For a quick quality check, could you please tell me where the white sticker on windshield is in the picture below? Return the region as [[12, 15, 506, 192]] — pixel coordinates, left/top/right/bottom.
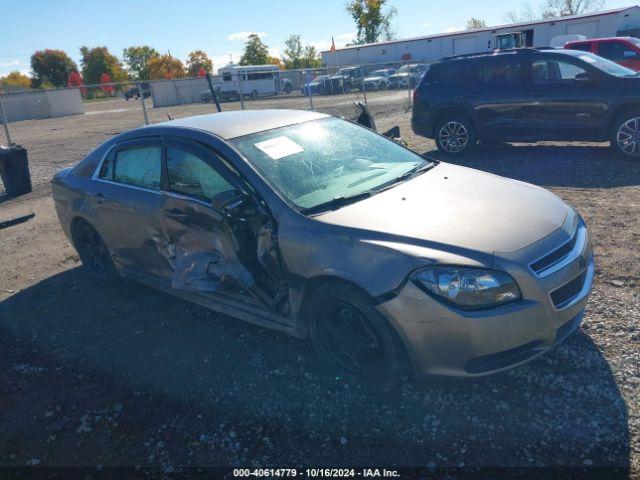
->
[[255, 136, 304, 160]]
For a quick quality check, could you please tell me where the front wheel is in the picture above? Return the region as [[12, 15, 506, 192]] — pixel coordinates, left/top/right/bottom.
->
[[250, 90, 258, 100], [435, 116, 477, 156], [307, 283, 409, 387], [611, 114, 640, 159]]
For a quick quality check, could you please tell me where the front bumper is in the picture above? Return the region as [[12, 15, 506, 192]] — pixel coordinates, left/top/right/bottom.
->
[[377, 229, 594, 377]]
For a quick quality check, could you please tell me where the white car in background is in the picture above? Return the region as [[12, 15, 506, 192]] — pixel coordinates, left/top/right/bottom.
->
[[362, 68, 397, 91], [388, 63, 430, 89]]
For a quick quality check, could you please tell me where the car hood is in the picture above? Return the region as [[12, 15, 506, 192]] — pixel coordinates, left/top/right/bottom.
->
[[314, 163, 569, 254]]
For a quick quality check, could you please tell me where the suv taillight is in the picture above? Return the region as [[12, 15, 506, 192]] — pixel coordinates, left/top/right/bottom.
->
[[413, 88, 420, 104]]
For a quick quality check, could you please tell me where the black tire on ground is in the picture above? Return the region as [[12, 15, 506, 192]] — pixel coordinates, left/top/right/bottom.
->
[[434, 115, 477, 157], [610, 113, 640, 159], [379, 81, 387, 91], [283, 83, 292, 94], [307, 282, 409, 387], [250, 90, 258, 100], [343, 83, 352, 94], [71, 220, 120, 283]]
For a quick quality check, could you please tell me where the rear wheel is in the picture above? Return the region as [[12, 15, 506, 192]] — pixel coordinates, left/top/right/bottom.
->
[[307, 283, 409, 387], [435, 116, 477, 156], [611, 113, 640, 159], [250, 89, 258, 100], [72, 220, 119, 283]]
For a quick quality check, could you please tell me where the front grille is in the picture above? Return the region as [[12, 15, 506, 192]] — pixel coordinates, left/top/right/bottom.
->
[[550, 271, 587, 309], [531, 229, 579, 275]]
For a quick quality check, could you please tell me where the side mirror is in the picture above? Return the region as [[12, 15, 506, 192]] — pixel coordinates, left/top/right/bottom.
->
[[212, 191, 264, 223], [574, 72, 594, 85]]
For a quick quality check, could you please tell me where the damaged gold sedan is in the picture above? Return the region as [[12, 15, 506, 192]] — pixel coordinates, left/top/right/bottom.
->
[[52, 110, 593, 385]]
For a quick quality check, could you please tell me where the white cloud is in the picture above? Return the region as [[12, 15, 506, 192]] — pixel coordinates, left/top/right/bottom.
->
[[209, 52, 243, 71], [444, 26, 463, 33], [310, 33, 357, 52], [227, 31, 267, 41], [423, 22, 431, 27], [0, 60, 22, 67]]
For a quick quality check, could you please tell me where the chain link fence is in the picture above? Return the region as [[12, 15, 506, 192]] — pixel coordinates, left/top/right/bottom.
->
[[0, 61, 429, 196]]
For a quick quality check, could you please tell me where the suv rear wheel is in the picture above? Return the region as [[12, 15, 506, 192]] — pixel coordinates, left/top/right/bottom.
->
[[435, 116, 477, 156], [611, 114, 640, 158]]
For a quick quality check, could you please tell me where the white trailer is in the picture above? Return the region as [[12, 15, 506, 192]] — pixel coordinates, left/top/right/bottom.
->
[[216, 64, 292, 99], [321, 5, 640, 67]]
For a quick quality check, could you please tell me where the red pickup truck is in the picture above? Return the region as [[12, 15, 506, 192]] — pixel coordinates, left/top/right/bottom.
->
[[565, 37, 640, 71]]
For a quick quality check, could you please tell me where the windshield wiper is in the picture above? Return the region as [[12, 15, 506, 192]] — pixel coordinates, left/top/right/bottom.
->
[[301, 190, 375, 215], [376, 162, 435, 192]]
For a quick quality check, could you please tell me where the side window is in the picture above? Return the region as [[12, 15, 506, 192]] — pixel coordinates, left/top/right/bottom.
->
[[532, 59, 586, 84], [599, 42, 640, 61], [167, 145, 235, 203], [570, 43, 592, 52], [474, 59, 523, 86], [102, 145, 161, 190]]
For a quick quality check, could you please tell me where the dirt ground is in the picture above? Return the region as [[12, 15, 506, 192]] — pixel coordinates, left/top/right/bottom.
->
[[0, 96, 639, 477]]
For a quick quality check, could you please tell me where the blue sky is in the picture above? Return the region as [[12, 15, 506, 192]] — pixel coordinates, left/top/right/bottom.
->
[[0, 0, 635, 76]]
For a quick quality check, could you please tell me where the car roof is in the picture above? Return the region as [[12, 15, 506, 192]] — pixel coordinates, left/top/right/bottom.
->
[[568, 36, 637, 44], [159, 109, 329, 139], [438, 47, 588, 64]]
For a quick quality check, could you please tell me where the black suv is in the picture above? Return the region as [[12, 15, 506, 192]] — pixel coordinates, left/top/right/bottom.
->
[[412, 48, 640, 158]]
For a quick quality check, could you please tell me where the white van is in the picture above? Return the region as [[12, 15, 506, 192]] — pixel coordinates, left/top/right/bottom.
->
[[216, 64, 292, 100]]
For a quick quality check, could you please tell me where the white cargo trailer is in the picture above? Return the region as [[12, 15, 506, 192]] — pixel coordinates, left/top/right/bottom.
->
[[321, 5, 640, 66]]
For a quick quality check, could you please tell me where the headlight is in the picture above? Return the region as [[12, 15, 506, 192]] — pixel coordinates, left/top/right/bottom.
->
[[412, 267, 521, 310]]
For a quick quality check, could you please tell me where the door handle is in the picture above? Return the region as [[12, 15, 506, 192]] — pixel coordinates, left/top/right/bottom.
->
[[94, 192, 106, 204], [163, 209, 188, 220]]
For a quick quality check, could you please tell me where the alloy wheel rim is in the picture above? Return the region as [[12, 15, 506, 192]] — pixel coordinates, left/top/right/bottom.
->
[[439, 121, 469, 153], [617, 117, 640, 157], [317, 301, 383, 377]]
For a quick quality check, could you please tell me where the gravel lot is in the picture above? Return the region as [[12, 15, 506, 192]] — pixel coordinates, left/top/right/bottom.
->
[[0, 92, 638, 477]]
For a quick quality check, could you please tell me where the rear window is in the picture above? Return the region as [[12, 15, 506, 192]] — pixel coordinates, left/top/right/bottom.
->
[[598, 41, 640, 61], [426, 62, 467, 84], [472, 58, 523, 86]]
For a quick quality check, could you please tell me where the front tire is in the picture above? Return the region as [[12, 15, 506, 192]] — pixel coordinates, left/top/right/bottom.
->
[[72, 220, 119, 283], [435, 116, 477, 157], [307, 283, 409, 387], [611, 113, 640, 158]]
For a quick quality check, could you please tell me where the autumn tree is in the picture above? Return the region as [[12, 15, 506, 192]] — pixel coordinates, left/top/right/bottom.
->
[[346, 0, 396, 45], [100, 73, 115, 95], [466, 18, 488, 30], [30, 49, 77, 88], [123, 45, 159, 80], [239, 34, 270, 65], [80, 46, 127, 85], [148, 54, 186, 79], [1, 71, 31, 90], [186, 50, 213, 76], [541, 0, 604, 18]]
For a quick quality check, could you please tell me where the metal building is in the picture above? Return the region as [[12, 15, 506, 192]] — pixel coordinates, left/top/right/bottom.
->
[[321, 5, 640, 67]]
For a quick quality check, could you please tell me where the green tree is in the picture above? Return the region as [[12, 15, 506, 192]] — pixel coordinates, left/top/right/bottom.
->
[[122, 45, 159, 81], [148, 54, 186, 79], [239, 34, 270, 65], [1, 71, 31, 90], [346, 0, 397, 45], [30, 49, 77, 88], [283, 34, 304, 69], [80, 46, 127, 85], [302, 46, 322, 68], [541, 0, 604, 18], [186, 50, 213, 76], [282, 34, 322, 69], [466, 18, 488, 30]]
